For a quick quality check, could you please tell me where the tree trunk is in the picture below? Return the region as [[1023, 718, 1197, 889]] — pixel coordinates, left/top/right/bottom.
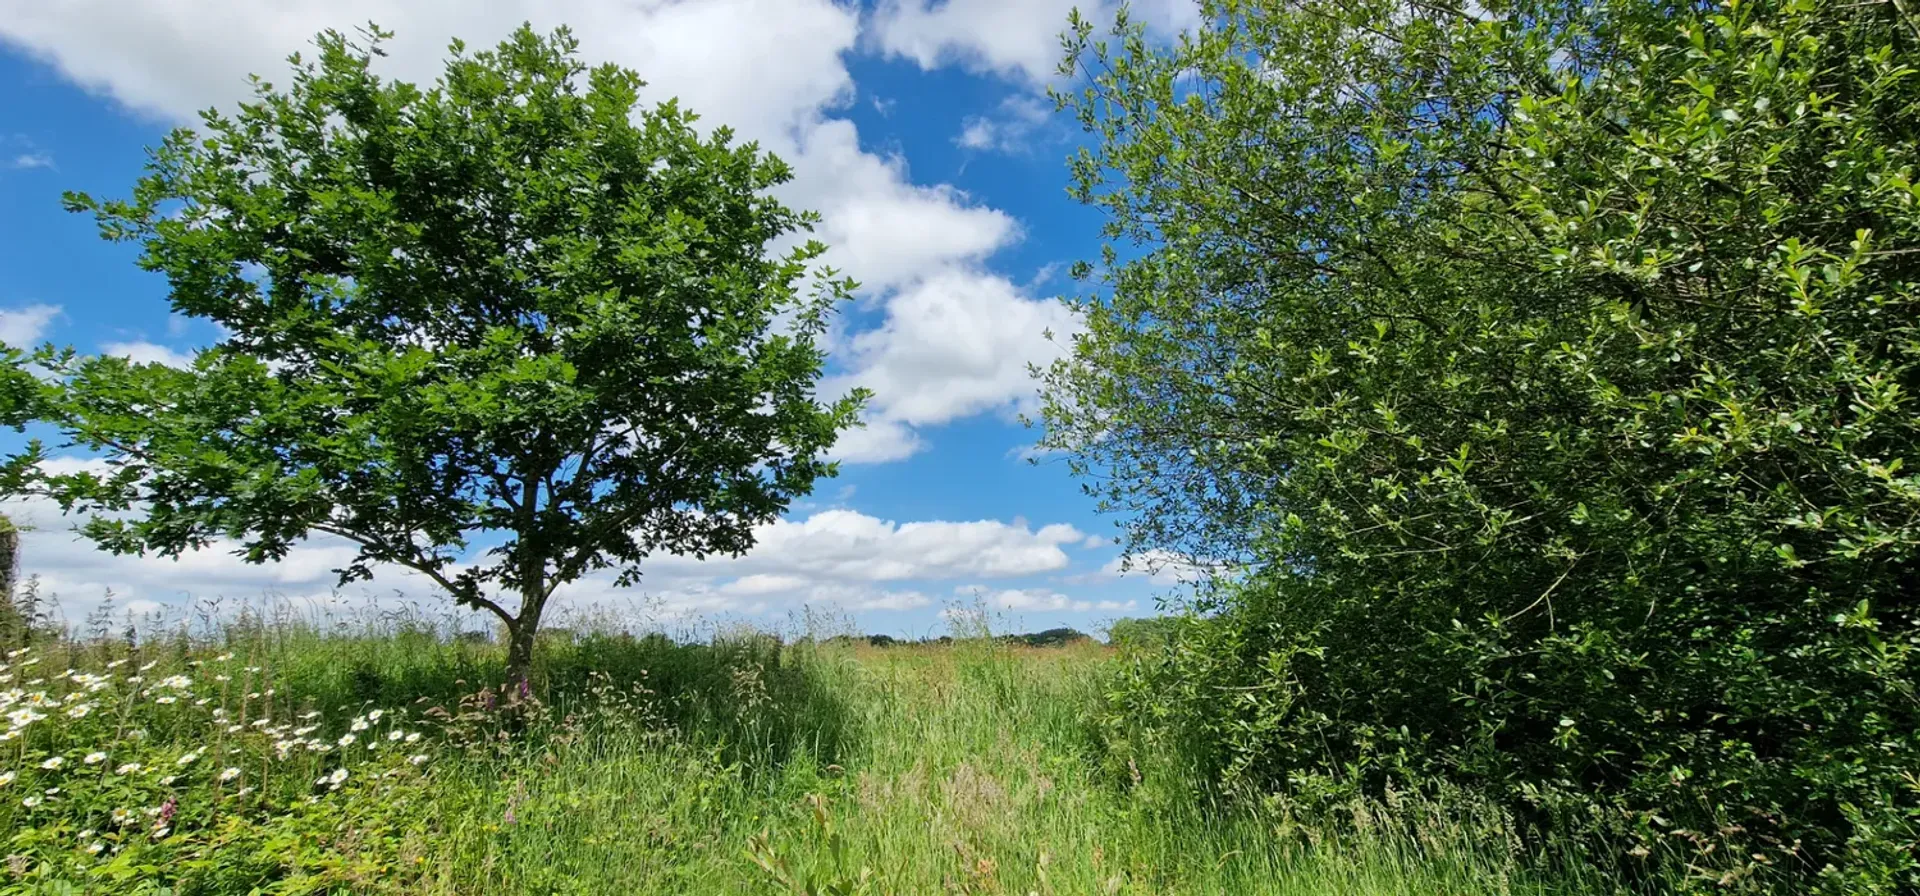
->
[[0, 516, 17, 604], [502, 557, 547, 696], [504, 615, 539, 695]]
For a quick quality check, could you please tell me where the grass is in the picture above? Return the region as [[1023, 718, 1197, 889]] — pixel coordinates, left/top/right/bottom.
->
[[0, 615, 1624, 895]]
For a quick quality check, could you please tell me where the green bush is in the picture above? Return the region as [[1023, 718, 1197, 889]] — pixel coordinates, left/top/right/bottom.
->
[[1046, 0, 1920, 892]]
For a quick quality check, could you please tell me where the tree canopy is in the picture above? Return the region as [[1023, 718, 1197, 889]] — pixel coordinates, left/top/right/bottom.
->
[[42, 24, 865, 678]]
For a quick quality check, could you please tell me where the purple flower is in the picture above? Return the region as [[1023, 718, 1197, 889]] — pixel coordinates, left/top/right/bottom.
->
[[516, 678, 531, 701], [158, 797, 177, 825], [503, 806, 518, 826]]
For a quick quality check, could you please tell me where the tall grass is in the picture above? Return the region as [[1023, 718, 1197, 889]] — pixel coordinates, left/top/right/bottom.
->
[[0, 608, 1629, 895]]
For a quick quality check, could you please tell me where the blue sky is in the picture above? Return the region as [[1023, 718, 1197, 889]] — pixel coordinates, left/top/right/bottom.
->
[[0, 0, 1204, 636]]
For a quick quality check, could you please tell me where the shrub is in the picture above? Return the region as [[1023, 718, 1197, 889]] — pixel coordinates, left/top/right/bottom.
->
[[1048, 0, 1920, 891]]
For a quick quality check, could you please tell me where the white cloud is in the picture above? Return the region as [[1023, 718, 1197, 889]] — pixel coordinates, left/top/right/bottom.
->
[[871, 0, 1201, 84], [1080, 534, 1107, 549], [0, 304, 61, 346], [1100, 549, 1217, 585], [8, 153, 53, 170], [785, 121, 1018, 292], [5, 472, 1082, 623], [655, 509, 1086, 582], [827, 269, 1081, 433], [100, 340, 196, 368], [954, 95, 1053, 154], [961, 585, 1134, 614], [828, 417, 926, 464]]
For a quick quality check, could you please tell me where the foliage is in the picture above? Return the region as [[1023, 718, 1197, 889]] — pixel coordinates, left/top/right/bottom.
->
[[0, 644, 443, 894], [1045, 0, 1920, 891], [38, 24, 864, 680], [1104, 617, 1177, 650], [0, 615, 1616, 895]]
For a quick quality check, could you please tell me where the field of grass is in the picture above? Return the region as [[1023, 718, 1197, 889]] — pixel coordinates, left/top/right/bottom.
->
[[0, 619, 1623, 894]]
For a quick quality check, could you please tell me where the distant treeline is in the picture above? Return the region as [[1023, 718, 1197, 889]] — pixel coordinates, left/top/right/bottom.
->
[[823, 627, 1099, 649]]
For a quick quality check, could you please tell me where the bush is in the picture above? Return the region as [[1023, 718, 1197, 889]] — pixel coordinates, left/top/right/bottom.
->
[[1049, 0, 1920, 892]]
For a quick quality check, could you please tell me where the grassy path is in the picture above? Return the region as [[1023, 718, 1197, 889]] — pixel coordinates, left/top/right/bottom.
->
[[416, 640, 1606, 895]]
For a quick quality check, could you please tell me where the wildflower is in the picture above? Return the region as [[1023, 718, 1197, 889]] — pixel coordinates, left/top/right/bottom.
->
[[176, 750, 202, 767], [387, 729, 406, 742], [218, 767, 242, 783], [0, 771, 12, 786], [337, 733, 355, 747], [83, 752, 107, 765], [214, 653, 233, 662], [158, 775, 177, 786], [40, 756, 64, 770], [7, 708, 44, 728], [294, 725, 318, 737], [150, 826, 170, 840], [77, 829, 93, 839], [409, 754, 429, 766], [153, 696, 177, 705], [367, 709, 384, 722], [115, 763, 141, 775], [111, 808, 133, 826], [106, 659, 126, 669], [22, 796, 41, 808], [214, 674, 230, 682], [245, 666, 261, 673], [349, 718, 369, 733], [321, 768, 349, 789], [126, 676, 143, 684], [159, 797, 177, 824], [300, 710, 320, 720], [65, 702, 94, 719], [226, 725, 243, 734], [138, 662, 157, 673], [43, 787, 58, 795], [85, 842, 104, 855], [404, 732, 421, 744]]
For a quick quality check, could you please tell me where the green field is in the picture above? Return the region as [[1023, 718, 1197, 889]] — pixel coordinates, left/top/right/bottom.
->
[[0, 623, 1618, 895]]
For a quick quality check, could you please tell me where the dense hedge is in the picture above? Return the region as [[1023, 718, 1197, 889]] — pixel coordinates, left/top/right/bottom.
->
[[1045, 0, 1920, 892]]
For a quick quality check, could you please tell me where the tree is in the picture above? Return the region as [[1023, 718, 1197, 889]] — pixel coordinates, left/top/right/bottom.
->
[[1048, 0, 1920, 889], [44, 24, 865, 682]]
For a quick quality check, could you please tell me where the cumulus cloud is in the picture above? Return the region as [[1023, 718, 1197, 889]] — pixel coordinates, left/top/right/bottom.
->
[[5, 472, 1082, 623], [959, 585, 1135, 614], [872, 0, 1201, 84], [0, 304, 61, 346], [954, 95, 1054, 154], [827, 269, 1080, 433], [100, 340, 196, 368], [653, 509, 1087, 582], [1100, 549, 1219, 585]]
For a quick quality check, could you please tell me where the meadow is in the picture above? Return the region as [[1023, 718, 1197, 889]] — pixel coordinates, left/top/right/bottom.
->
[[0, 607, 1628, 895]]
